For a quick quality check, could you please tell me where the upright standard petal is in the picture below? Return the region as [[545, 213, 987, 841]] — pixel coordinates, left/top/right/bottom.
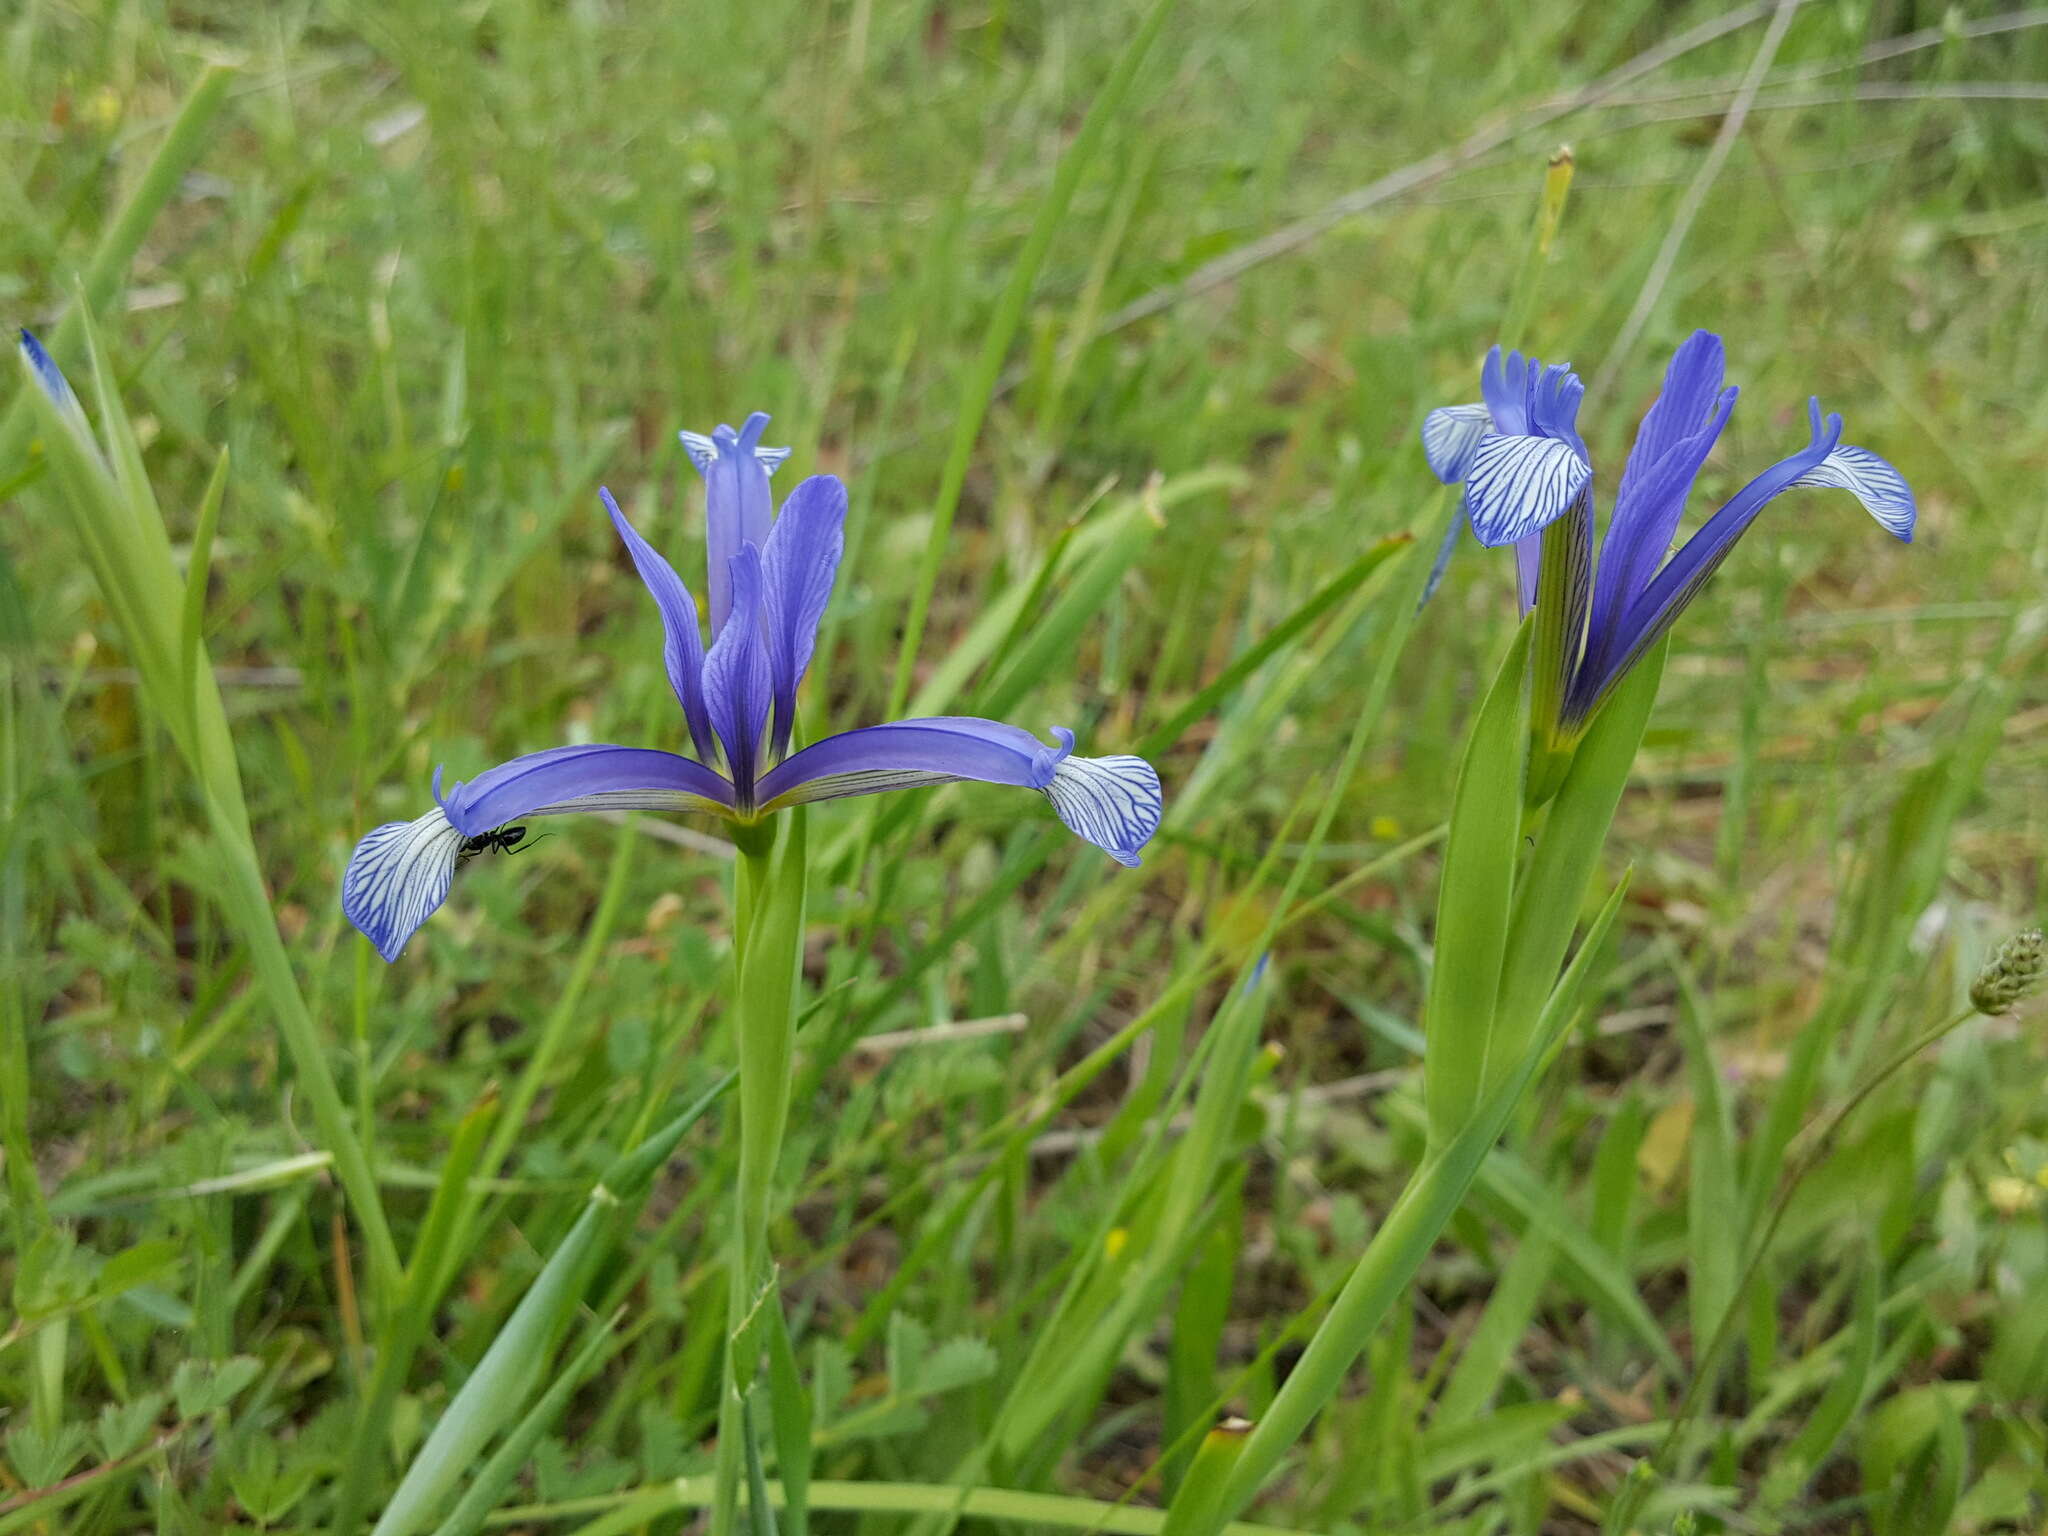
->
[[601, 488, 717, 761], [1464, 434, 1592, 548], [758, 474, 848, 759], [683, 411, 786, 636], [1567, 401, 1844, 723], [1614, 332, 1728, 505], [342, 808, 468, 961], [1527, 361, 1588, 462], [1480, 347, 1532, 435], [702, 544, 774, 799], [756, 717, 1163, 866], [1590, 333, 1738, 653], [1421, 403, 1492, 484]]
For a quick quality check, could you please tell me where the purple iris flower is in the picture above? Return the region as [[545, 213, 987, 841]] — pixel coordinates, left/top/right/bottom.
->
[[1421, 331, 1914, 738], [343, 412, 1163, 960]]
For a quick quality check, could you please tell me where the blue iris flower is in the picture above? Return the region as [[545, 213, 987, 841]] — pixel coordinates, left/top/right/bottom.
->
[[1422, 331, 1915, 754], [344, 413, 1163, 960]]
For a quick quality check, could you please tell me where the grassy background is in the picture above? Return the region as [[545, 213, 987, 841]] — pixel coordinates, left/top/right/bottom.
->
[[4, 0, 2046, 1530]]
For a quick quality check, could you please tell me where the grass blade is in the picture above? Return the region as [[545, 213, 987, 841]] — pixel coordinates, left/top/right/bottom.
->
[[1422, 622, 1530, 1147]]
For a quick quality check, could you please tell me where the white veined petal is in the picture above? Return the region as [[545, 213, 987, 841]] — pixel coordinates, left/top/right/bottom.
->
[[1791, 444, 1916, 542], [755, 445, 792, 475], [1421, 403, 1492, 483], [679, 430, 718, 475], [1465, 433, 1591, 548], [1043, 755, 1163, 867], [341, 808, 467, 962]]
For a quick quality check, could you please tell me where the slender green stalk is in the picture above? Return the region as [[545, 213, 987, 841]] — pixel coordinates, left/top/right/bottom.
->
[[715, 812, 809, 1536]]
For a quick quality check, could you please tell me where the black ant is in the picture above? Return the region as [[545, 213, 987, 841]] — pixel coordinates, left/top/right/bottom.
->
[[457, 823, 549, 860]]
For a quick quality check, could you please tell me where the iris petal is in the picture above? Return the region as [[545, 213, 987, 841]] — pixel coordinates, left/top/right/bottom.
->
[[1791, 444, 1916, 541], [345, 746, 736, 960], [601, 489, 717, 762], [702, 545, 774, 797], [685, 413, 788, 635], [1043, 749, 1163, 867], [1465, 434, 1592, 548], [1421, 403, 1492, 484], [757, 716, 1163, 865], [439, 743, 734, 834], [342, 808, 467, 962], [759, 475, 848, 759], [1566, 401, 1843, 724]]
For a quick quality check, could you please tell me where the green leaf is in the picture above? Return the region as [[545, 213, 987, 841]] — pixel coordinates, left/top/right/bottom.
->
[[1435, 1230, 1555, 1425], [422, 1311, 622, 1536], [914, 1337, 1000, 1396], [1492, 638, 1665, 1079], [377, 1078, 728, 1536], [1136, 535, 1411, 761], [97, 1237, 184, 1300], [883, 0, 1180, 718], [1423, 622, 1531, 1147], [5, 1422, 90, 1489], [1676, 957, 1738, 1391], [94, 1392, 166, 1460], [1768, 1240, 1881, 1503], [1160, 1419, 1251, 1536], [12, 1229, 92, 1319], [171, 1355, 262, 1420]]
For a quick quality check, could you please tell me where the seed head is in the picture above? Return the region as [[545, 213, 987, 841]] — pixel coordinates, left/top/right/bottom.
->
[[1971, 928, 2045, 1016]]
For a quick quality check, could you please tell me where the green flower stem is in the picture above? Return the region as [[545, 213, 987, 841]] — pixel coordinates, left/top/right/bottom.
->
[[715, 812, 808, 1536]]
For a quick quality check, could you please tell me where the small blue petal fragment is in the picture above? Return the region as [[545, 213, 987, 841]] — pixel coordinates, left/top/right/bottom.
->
[[1418, 499, 1465, 610], [1464, 434, 1591, 548], [341, 808, 467, 962], [1043, 753, 1163, 868], [755, 445, 793, 475], [18, 328, 95, 447], [1420, 403, 1491, 484], [1791, 445, 1916, 542]]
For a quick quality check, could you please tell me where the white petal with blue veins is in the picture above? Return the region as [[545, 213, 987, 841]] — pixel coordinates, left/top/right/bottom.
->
[[1043, 754, 1163, 867], [1464, 433, 1591, 548], [341, 807, 466, 962], [1421, 403, 1492, 483], [1791, 445, 1916, 541]]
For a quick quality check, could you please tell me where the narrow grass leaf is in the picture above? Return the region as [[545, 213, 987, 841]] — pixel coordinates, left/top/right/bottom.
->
[[373, 1078, 730, 1536], [1423, 622, 1530, 1147], [1198, 871, 1633, 1535], [422, 1311, 623, 1536]]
